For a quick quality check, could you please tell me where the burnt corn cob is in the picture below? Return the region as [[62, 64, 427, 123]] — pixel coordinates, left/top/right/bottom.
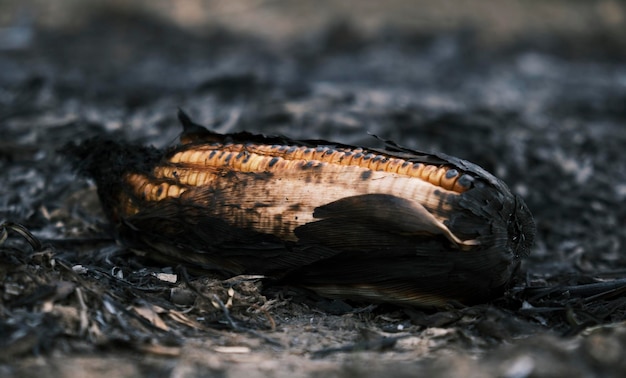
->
[[66, 110, 535, 308]]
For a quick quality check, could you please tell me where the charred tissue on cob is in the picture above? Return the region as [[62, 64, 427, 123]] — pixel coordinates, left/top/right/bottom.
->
[[64, 110, 535, 308]]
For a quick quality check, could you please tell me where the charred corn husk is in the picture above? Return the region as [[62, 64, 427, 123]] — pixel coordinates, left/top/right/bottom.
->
[[66, 110, 535, 308]]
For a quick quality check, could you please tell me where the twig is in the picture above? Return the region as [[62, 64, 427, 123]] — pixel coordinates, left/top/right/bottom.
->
[[210, 291, 283, 347], [0, 222, 43, 251], [177, 266, 282, 347], [75, 288, 89, 336], [525, 278, 626, 301], [210, 294, 240, 330]]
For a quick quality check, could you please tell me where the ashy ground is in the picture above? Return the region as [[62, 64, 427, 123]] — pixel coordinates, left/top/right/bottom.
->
[[1, 1, 626, 377]]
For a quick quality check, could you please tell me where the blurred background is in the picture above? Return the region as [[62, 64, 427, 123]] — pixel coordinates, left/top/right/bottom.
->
[[1, 0, 626, 46]]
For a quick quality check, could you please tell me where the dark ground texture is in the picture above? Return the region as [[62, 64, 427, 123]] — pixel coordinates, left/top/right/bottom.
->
[[1, 2, 626, 377]]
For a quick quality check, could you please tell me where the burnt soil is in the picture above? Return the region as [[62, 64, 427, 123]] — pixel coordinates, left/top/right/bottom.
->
[[2, 6, 626, 378]]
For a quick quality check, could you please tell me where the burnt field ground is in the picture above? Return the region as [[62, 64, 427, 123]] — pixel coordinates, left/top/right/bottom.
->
[[2, 1, 626, 377]]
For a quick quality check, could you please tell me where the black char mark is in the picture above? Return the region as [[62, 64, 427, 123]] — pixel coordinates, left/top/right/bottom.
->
[[286, 192, 533, 306], [62, 138, 162, 223]]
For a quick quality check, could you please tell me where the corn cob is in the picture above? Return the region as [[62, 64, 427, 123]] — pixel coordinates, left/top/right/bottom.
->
[[66, 111, 535, 308]]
